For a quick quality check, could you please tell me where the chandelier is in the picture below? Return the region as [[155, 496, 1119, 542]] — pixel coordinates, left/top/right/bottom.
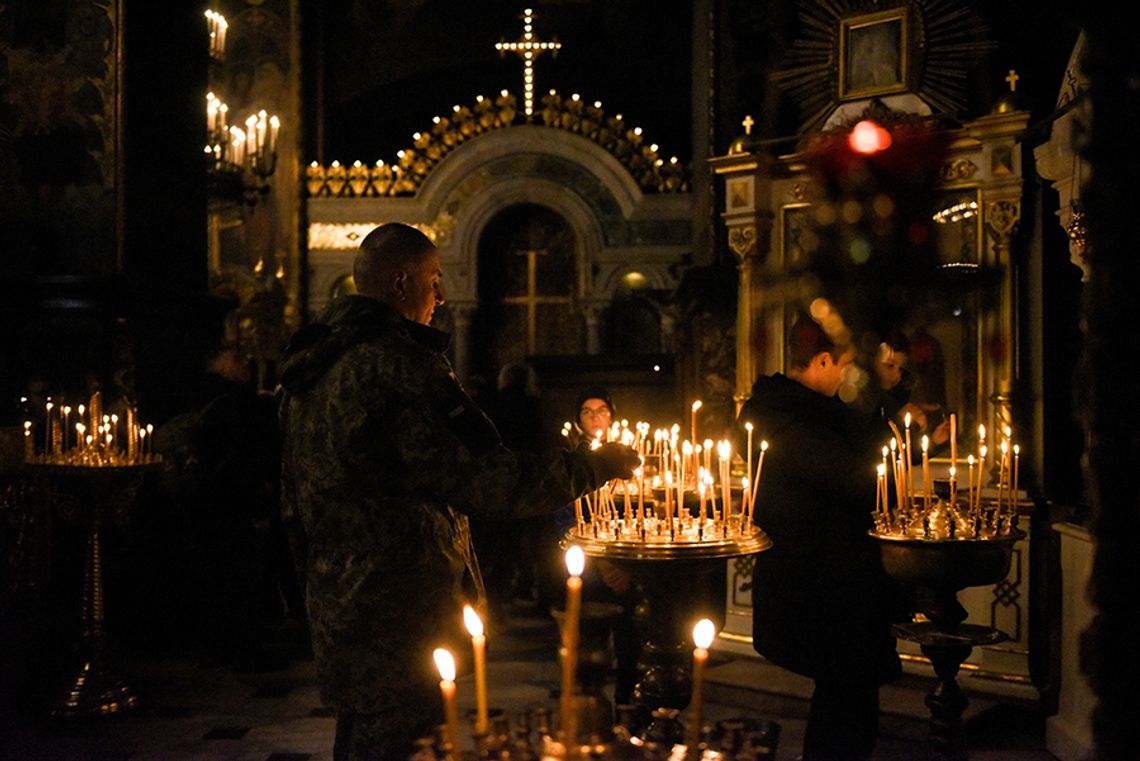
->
[[204, 11, 281, 205]]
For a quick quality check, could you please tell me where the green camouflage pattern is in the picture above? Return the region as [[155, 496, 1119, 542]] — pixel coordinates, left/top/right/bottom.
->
[[280, 295, 596, 713]]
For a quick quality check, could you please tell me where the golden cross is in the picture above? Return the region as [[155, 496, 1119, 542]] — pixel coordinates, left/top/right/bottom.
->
[[742, 114, 755, 135], [495, 8, 561, 117], [503, 248, 572, 354], [1005, 69, 1020, 93]]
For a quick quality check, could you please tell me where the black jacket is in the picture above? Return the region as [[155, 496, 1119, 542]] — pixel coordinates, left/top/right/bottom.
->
[[738, 373, 903, 684]]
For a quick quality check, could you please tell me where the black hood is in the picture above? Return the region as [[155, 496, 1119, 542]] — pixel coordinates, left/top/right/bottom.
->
[[280, 295, 450, 394]]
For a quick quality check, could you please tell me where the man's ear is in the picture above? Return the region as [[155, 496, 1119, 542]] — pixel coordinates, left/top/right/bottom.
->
[[391, 269, 408, 299], [814, 351, 831, 370]]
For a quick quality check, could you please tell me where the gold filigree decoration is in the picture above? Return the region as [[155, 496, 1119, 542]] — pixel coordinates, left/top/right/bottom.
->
[[308, 218, 453, 250], [1067, 208, 1087, 250], [789, 183, 807, 201], [304, 91, 689, 197], [985, 199, 1021, 243], [940, 159, 979, 182], [728, 225, 758, 259]]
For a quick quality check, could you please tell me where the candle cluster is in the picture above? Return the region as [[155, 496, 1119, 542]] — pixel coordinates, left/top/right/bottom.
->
[[562, 403, 768, 546], [205, 9, 228, 60], [423, 551, 724, 759], [23, 392, 158, 468], [205, 94, 281, 178], [873, 414, 1023, 540]]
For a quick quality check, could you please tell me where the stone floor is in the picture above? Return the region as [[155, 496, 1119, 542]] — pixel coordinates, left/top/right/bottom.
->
[[0, 600, 1058, 760]]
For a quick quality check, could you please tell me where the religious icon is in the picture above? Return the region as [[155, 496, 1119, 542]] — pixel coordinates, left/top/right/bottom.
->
[[839, 9, 909, 100]]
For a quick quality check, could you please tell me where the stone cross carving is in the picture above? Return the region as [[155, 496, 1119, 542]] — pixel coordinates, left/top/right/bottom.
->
[[1005, 69, 1020, 93], [495, 8, 561, 117], [504, 248, 572, 354], [742, 115, 755, 135]]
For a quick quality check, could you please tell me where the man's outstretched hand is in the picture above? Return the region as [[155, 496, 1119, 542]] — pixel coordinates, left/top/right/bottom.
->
[[583, 442, 641, 485]]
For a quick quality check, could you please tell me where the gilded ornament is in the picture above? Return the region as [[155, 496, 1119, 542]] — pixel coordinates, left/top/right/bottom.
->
[[985, 199, 1021, 242], [939, 159, 979, 182], [729, 226, 757, 259]]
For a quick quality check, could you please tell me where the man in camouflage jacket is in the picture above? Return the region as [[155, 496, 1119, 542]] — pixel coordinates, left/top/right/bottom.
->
[[279, 223, 637, 760]]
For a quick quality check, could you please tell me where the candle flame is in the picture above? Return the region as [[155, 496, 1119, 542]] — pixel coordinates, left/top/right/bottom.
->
[[904, 411, 911, 428], [1004, 425, 1012, 438], [682, 441, 693, 455], [1013, 444, 1020, 455], [433, 648, 456, 681], [882, 446, 889, 457], [703, 438, 713, 450], [745, 421, 753, 432], [1001, 441, 1009, 454], [691, 400, 702, 412], [23, 421, 30, 430], [877, 463, 886, 476], [693, 619, 715, 649], [921, 435, 929, 452], [968, 454, 975, 465], [949, 466, 956, 478], [890, 438, 897, 452], [980, 444, 988, 458], [463, 605, 484, 637], [565, 545, 585, 577], [760, 440, 769, 452], [978, 423, 986, 440], [742, 477, 749, 490]]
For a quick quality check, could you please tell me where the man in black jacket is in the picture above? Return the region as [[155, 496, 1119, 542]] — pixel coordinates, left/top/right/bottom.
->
[[737, 315, 903, 761]]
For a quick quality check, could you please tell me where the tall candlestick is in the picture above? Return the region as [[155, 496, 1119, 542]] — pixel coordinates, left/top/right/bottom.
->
[[949, 413, 958, 468], [433, 648, 460, 759], [463, 606, 488, 736], [561, 547, 584, 752], [748, 440, 768, 523], [688, 619, 715, 748], [1012, 444, 1020, 522], [690, 400, 702, 451], [921, 435, 931, 507]]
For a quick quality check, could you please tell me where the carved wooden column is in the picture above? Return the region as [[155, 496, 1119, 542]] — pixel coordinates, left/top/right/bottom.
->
[[966, 107, 1030, 451], [710, 147, 774, 414]]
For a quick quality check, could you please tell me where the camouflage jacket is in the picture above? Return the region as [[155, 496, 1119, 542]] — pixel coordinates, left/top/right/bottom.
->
[[279, 295, 598, 712]]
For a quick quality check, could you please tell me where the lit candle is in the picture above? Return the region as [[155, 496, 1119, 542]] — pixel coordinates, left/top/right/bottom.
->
[[949, 466, 957, 508], [561, 546, 585, 751], [24, 421, 33, 461], [967, 454, 976, 515], [688, 619, 716, 748], [999, 440, 1010, 521], [463, 605, 488, 736], [903, 412, 913, 507], [45, 402, 54, 458], [146, 424, 154, 460], [745, 422, 754, 505], [62, 406, 71, 453], [690, 400, 702, 451], [432, 648, 460, 758]]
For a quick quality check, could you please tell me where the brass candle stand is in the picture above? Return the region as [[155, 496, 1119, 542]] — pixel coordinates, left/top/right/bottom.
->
[[30, 461, 160, 717], [871, 511, 1025, 760], [565, 511, 771, 721]]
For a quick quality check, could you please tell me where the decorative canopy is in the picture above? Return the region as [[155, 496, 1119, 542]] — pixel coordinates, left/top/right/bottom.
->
[[305, 90, 689, 198]]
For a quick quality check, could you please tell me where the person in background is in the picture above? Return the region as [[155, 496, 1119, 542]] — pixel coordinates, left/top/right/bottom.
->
[[737, 314, 905, 761]]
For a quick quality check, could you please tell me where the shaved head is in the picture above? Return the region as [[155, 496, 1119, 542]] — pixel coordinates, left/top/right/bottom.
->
[[353, 223, 436, 298], [353, 223, 445, 324]]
